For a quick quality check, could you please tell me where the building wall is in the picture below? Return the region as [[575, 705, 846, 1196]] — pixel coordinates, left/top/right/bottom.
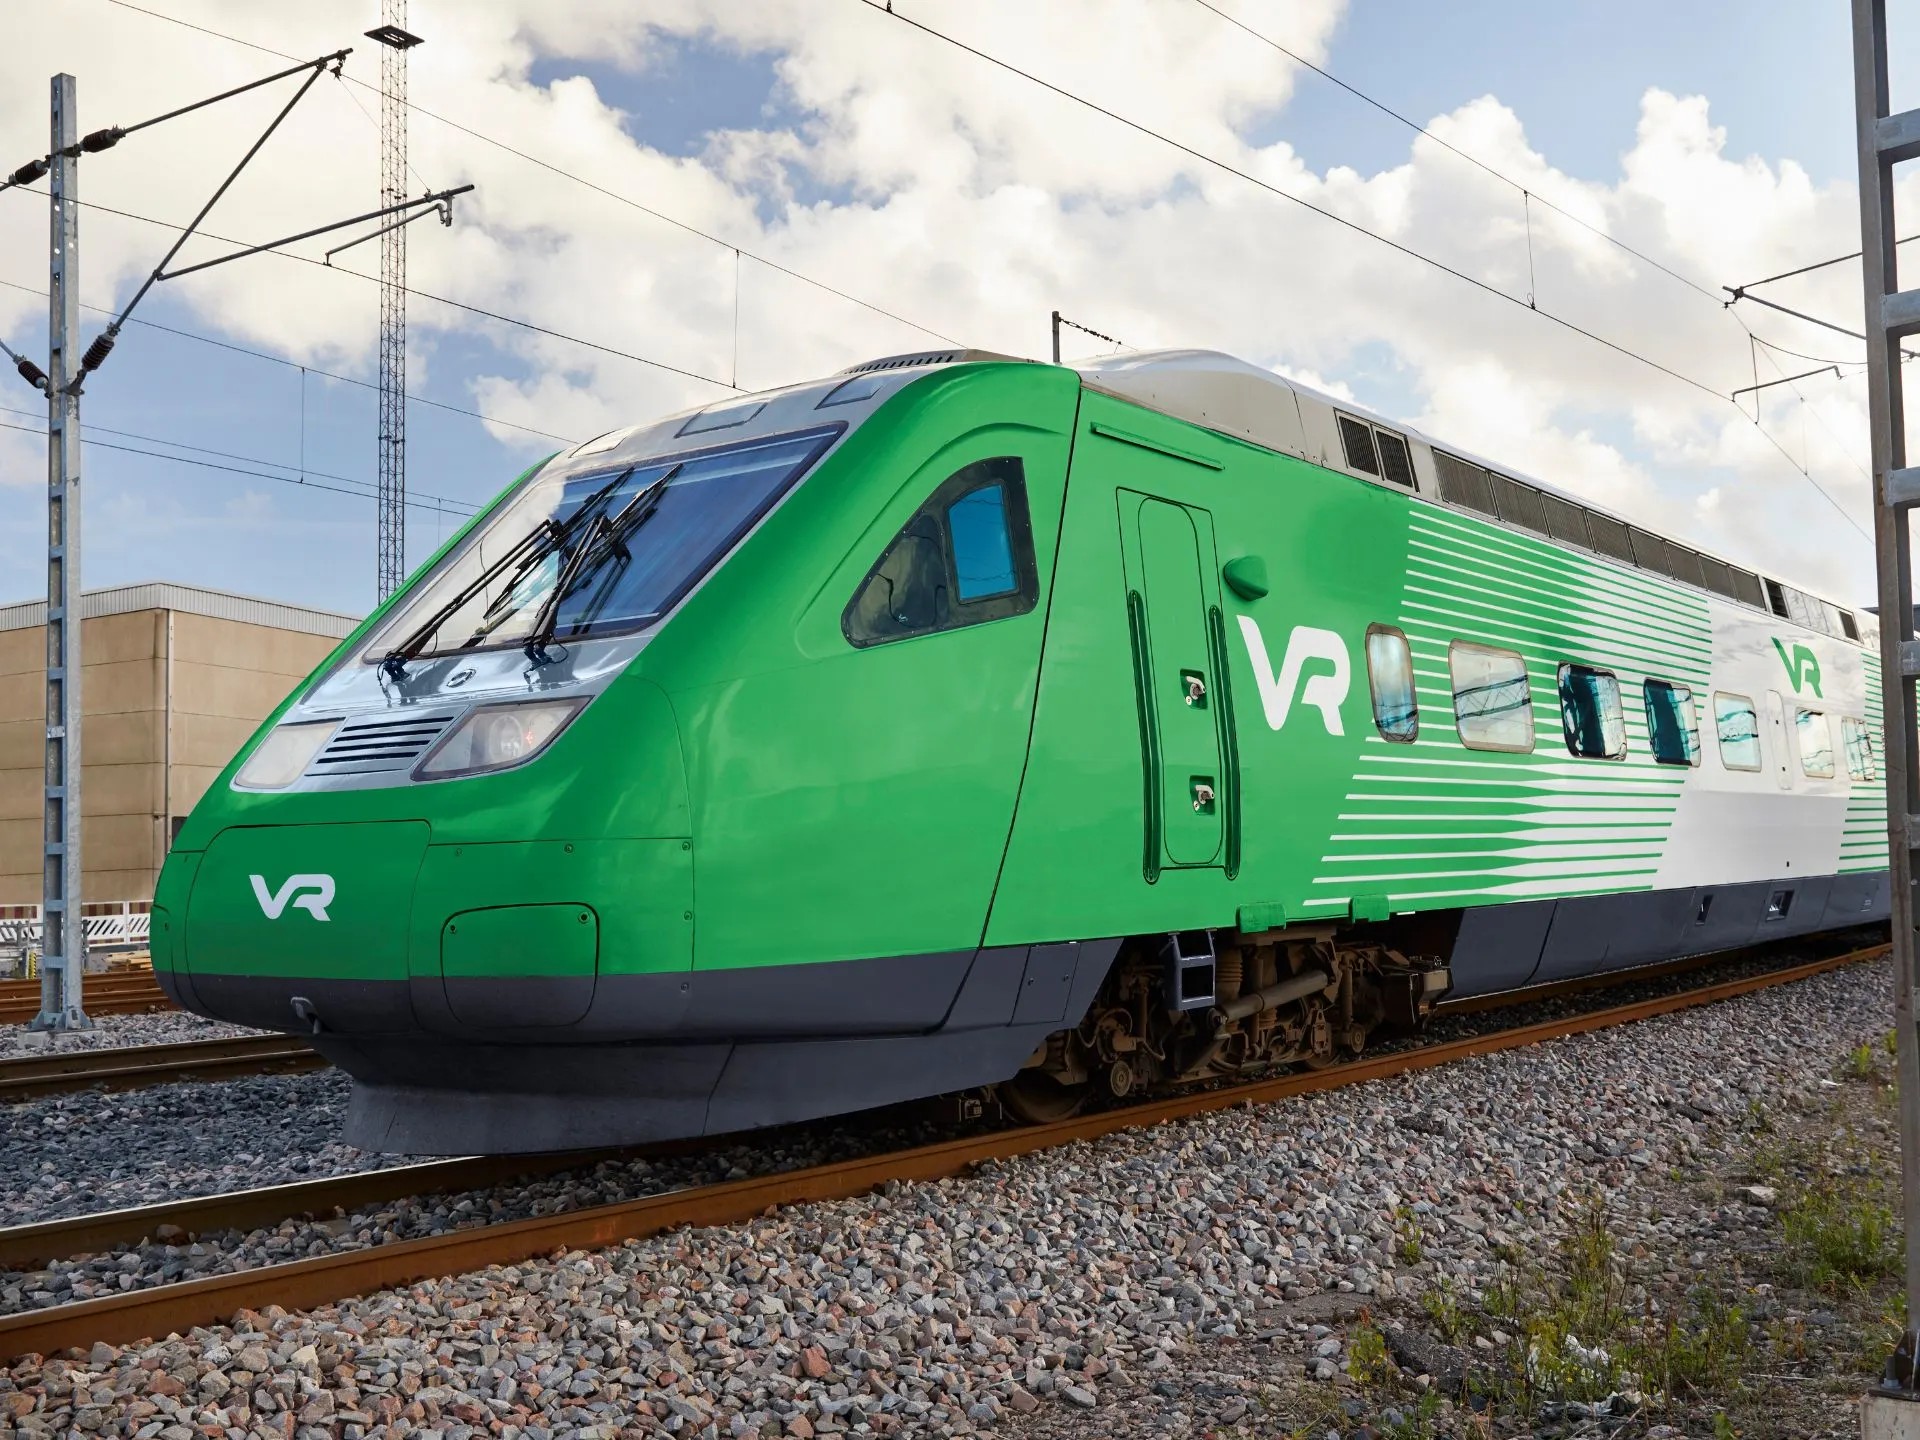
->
[[0, 610, 340, 905]]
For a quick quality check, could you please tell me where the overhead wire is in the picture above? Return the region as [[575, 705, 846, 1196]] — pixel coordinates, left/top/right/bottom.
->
[[81, 0, 1871, 539], [101, 0, 965, 348], [0, 187, 744, 392], [1190, 0, 1883, 532], [0, 275, 575, 443], [1191, 0, 1889, 390], [0, 417, 476, 515], [0, 400, 478, 512], [1187, 0, 1732, 307], [851, 0, 1872, 543]]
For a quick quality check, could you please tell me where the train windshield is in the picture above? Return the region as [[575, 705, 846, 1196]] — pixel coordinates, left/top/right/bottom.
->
[[368, 425, 840, 663]]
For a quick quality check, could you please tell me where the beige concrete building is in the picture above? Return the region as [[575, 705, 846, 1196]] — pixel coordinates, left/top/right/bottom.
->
[[0, 583, 359, 906]]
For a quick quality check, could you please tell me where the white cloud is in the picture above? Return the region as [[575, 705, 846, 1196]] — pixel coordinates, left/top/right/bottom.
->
[[0, 0, 1892, 607]]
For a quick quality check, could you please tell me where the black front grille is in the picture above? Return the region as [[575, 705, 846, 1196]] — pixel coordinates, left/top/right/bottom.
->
[[308, 712, 456, 775]]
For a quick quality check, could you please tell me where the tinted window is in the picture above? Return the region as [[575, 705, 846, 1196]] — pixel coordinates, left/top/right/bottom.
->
[[1643, 679, 1700, 767], [1366, 625, 1418, 742], [948, 485, 1017, 600], [1714, 692, 1761, 771], [1843, 716, 1877, 781], [1558, 664, 1626, 760], [844, 456, 1037, 647], [1796, 709, 1835, 778], [366, 426, 840, 661], [1450, 643, 1533, 752]]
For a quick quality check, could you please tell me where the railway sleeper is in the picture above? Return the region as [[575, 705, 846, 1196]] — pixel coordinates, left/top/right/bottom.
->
[[997, 925, 1449, 1123]]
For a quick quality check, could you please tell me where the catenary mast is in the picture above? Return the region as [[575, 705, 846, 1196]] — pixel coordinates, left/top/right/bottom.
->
[[371, 5, 422, 601]]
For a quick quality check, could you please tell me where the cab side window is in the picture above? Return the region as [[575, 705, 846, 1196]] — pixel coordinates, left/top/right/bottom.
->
[[843, 457, 1037, 647]]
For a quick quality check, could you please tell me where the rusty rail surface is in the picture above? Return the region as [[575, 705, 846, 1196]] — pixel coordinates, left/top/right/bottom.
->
[[0, 1035, 326, 1102], [0, 1149, 653, 1272], [0, 939, 1886, 1361], [0, 973, 172, 1025]]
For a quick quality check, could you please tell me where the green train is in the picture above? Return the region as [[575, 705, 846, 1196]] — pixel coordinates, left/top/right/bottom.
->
[[152, 349, 1890, 1153]]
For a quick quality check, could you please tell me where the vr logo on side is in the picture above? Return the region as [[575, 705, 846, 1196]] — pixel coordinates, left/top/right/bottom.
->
[[250, 873, 335, 922], [1237, 615, 1350, 734]]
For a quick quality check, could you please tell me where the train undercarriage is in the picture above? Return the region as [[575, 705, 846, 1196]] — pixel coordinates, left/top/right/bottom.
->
[[996, 925, 1452, 1123]]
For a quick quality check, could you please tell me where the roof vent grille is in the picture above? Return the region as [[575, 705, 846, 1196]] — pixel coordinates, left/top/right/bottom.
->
[[840, 348, 1026, 375]]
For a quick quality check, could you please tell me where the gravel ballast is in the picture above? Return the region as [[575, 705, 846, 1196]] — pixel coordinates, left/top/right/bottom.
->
[[0, 1072, 400, 1228], [0, 953, 1893, 1439], [0, 1011, 259, 1060]]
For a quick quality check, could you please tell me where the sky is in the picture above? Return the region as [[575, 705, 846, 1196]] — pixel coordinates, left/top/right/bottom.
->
[[0, 0, 1908, 617]]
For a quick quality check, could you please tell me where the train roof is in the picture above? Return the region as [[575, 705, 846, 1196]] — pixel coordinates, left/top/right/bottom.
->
[[600, 344, 1869, 651], [1070, 348, 1872, 649]]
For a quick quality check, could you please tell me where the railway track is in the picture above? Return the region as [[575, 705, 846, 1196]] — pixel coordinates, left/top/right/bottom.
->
[[0, 933, 1862, 1105], [0, 1034, 323, 1102], [0, 971, 172, 1025], [0, 937, 1886, 1361]]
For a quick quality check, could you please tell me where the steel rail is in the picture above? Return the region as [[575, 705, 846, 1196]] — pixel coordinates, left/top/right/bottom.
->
[[0, 972, 170, 1025], [0, 1148, 651, 1272], [0, 937, 1845, 1094], [0, 1034, 323, 1101], [0, 939, 1884, 1361]]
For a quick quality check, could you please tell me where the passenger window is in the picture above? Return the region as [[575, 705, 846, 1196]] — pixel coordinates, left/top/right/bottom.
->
[[1642, 679, 1700, 767], [1843, 716, 1877, 782], [1365, 625, 1418, 743], [842, 456, 1037, 647], [1558, 663, 1626, 760], [1713, 692, 1761, 771], [1796, 709, 1835, 778], [1450, 643, 1533, 752]]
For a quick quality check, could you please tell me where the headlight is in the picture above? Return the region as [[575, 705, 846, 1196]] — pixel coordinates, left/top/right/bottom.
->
[[233, 720, 337, 789], [415, 699, 585, 779]]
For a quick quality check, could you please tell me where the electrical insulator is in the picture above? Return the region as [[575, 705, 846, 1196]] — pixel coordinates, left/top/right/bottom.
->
[[15, 356, 47, 391], [79, 334, 115, 374], [7, 158, 48, 188], [79, 128, 123, 154]]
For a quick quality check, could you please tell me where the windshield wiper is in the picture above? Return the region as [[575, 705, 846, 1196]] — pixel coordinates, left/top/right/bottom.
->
[[523, 465, 676, 664], [379, 469, 632, 680]]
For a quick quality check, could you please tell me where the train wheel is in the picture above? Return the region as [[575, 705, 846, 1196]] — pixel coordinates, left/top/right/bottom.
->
[[998, 1071, 1089, 1125]]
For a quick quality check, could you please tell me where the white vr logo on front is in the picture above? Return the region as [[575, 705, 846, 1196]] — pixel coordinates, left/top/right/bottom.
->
[[250, 873, 335, 922], [1236, 615, 1349, 734]]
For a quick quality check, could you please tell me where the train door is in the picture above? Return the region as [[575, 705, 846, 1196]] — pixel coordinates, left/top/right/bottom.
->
[[1765, 691, 1793, 790], [1119, 491, 1227, 873]]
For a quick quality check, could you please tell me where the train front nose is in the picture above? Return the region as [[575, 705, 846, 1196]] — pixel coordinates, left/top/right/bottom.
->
[[156, 820, 429, 1034]]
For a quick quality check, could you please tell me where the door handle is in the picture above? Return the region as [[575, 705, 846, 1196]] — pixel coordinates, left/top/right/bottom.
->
[[1184, 673, 1207, 706]]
